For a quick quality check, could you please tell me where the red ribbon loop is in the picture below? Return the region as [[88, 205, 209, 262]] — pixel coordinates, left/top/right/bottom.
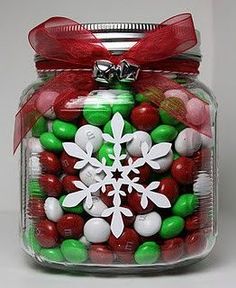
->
[[14, 13, 211, 153], [29, 14, 197, 67]]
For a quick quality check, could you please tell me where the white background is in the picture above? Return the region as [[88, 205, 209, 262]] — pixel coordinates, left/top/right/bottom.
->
[[0, 0, 236, 286]]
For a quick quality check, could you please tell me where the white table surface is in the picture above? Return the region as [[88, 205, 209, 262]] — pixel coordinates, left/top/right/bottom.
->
[[0, 210, 235, 288]]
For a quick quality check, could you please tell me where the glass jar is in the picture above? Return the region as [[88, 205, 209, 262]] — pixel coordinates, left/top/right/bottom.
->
[[17, 16, 218, 273]]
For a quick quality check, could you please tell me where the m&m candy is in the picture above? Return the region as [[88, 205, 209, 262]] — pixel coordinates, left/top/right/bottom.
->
[[25, 85, 212, 268], [131, 103, 159, 131], [89, 244, 114, 264], [56, 214, 84, 238], [35, 220, 59, 248]]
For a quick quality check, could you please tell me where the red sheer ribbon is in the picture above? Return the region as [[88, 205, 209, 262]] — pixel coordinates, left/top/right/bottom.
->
[[14, 13, 211, 153]]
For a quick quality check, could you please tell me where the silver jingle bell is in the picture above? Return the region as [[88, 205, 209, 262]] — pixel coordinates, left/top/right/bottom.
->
[[93, 59, 140, 84], [117, 60, 140, 83], [93, 60, 115, 84]]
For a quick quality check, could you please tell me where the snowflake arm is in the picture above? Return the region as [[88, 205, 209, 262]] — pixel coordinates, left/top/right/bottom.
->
[[102, 205, 133, 238], [62, 181, 99, 209], [140, 181, 171, 209], [141, 142, 172, 170]]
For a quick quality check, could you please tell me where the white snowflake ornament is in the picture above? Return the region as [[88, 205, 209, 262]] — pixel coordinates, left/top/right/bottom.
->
[[62, 112, 172, 238]]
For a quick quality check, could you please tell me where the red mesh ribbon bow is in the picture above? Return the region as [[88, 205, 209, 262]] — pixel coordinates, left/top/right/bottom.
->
[[14, 13, 211, 152]]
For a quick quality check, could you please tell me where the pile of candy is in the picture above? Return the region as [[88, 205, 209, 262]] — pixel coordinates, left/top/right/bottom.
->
[[24, 85, 212, 265]]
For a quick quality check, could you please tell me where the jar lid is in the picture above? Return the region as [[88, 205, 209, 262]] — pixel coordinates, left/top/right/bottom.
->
[[35, 22, 201, 62], [83, 22, 201, 60]]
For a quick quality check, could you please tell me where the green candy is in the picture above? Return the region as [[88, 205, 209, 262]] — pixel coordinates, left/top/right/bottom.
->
[[112, 82, 131, 90], [174, 78, 187, 84], [32, 117, 48, 137], [134, 242, 161, 264], [23, 226, 41, 254], [52, 119, 77, 140], [104, 119, 134, 136], [173, 151, 180, 160], [175, 122, 186, 133], [159, 109, 179, 126], [59, 195, 84, 214], [28, 179, 45, 198], [40, 132, 63, 152], [172, 194, 199, 218], [112, 92, 134, 118], [155, 172, 171, 181], [83, 102, 112, 126], [151, 124, 178, 143], [98, 143, 115, 166], [61, 239, 88, 263], [135, 93, 149, 103], [40, 247, 65, 262], [159, 216, 185, 239]]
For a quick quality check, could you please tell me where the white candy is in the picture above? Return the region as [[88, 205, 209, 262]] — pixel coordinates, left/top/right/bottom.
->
[[84, 218, 110, 243], [83, 196, 107, 217], [47, 120, 53, 132], [79, 235, 91, 247], [35, 91, 57, 119], [28, 155, 42, 177], [201, 132, 213, 148], [43, 108, 56, 119], [193, 173, 212, 196], [89, 90, 119, 103], [134, 212, 162, 237], [27, 137, 44, 153], [126, 131, 152, 157], [175, 128, 201, 157], [156, 150, 173, 173], [188, 87, 210, 102], [79, 164, 105, 186], [75, 125, 103, 153], [44, 197, 63, 222]]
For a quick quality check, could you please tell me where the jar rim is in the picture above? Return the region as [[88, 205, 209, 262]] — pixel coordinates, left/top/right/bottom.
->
[[81, 22, 158, 33]]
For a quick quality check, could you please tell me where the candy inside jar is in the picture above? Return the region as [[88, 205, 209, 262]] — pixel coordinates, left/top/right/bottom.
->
[[17, 15, 217, 273], [23, 85, 214, 267]]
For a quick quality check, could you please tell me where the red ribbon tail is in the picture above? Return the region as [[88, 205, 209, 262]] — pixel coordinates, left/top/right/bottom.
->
[[13, 71, 95, 154]]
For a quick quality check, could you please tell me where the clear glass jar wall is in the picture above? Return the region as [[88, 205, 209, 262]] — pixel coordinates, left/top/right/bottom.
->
[[20, 23, 218, 273]]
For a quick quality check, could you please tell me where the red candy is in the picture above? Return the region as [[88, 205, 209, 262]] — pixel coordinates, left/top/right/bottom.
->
[[100, 185, 114, 207], [106, 205, 135, 227], [27, 197, 46, 220], [126, 157, 151, 183], [185, 231, 207, 255], [60, 151, 78, 175], [131, 103, 159, 131], [62, 175, 80, 193], [36, 219, 59, 248], [122, 205, 135, 227], [127, 190, 154, 214], [77, 117, 88, 127], [116, 251, 134, 264], [185, 213, 209, 232], [171, 157, 196, 184], [100, 185, 126, 207], [40, 151, 61, 174], [108, 228, 140, 252], [161, 237, 185, 262], [54, 98, 81, 121], [158, 177, 179, 204], [89, 244, 114, 264], [56, 214, 84, 238], [39, 174, 62, 197], [109, 228, 140, 264], [193, 148, 211, 171]]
